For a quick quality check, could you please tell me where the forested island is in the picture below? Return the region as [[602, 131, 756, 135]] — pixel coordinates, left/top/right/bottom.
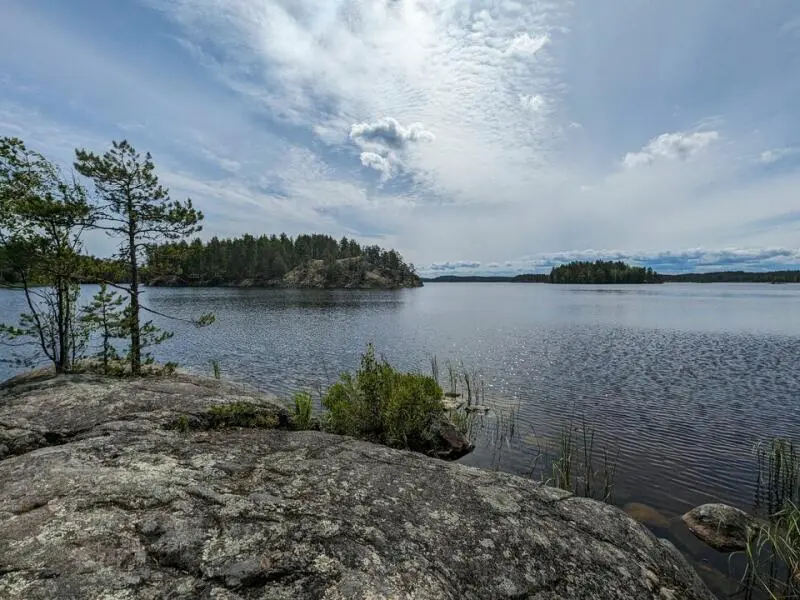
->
[[142, 234, 421, 289], [662, 270, 800, 283], [425, 261, 800, 284], [424, 261, 662, 284], [550, 261, 662, 284], [0, 234, 422, 290]]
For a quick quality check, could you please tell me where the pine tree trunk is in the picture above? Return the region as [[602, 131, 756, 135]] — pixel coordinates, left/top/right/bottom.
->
[[56, 280, 68, 374], [128, 226, 141, 376]]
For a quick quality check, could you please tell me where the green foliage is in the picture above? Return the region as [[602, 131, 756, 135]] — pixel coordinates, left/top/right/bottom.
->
[[74, 140, 205, 375], [322, 345, 445, 452], [448, 408, 478, 440], [206, 402, 278, 429], [0, 136, 94, 373], [756, 439, 800, 517], [743, 438, 800, 598], [79, 284, 127, 372], [211, 360, 221, 380], [664, 270, 800, 283], [142, 233, 419, 288], [547, 419, 618, 503], [292, 391, 314, 430], [136, 315, 174, 366], [159, 361, 178, 375], [745, 503, 800, 599], [550, 260, 662, 284], [172, 414, 190, 434]]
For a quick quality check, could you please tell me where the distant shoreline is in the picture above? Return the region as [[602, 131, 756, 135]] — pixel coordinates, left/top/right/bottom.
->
[[422, 271, 800, 284]]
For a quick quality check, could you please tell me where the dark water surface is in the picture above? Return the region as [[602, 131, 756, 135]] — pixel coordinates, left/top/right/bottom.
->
[[2, 282, 799, 595]]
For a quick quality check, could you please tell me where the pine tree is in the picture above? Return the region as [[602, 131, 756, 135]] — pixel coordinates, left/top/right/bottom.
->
[[0, 137, 93, 373], [74, 140, 207, 375], [79, 284, 127, 372]]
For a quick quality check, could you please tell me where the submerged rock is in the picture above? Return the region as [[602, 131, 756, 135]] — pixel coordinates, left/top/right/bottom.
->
[[624, 502, 671, 528], [0, 374, 715, 599], [682, 503, 758, 552]]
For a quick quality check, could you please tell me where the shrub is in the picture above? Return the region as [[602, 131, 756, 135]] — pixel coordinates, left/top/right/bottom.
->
[[322, 345, 445, 451], [292, 391, 314, 430]]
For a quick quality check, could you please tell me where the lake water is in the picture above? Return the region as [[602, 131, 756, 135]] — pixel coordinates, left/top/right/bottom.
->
[[2, 282, 799, 595]]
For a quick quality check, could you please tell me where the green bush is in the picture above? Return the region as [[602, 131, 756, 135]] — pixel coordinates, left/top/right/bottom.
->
[[292, 391, 314, 430], [322, 345, 444, 451]]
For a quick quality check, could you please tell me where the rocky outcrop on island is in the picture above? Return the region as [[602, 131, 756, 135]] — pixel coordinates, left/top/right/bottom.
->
[[278, 256, 422, 289], [147, 256, 423, 289], [0, 373, 715, 599]]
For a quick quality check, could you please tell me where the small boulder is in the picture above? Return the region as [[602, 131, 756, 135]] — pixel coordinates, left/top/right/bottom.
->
[[682, 503, 757, 552], [442, 397, 465, 411], [431, 418, 474, 460]]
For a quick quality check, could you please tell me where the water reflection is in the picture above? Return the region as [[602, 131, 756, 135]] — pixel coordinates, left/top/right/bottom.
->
[[2, 282, 799, 596]]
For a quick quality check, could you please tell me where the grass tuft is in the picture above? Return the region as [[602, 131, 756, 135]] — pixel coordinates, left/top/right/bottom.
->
[[292, 391, 314, 430]]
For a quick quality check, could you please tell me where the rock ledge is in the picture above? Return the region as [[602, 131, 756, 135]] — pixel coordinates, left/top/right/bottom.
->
[[0, 373, 715, 599]]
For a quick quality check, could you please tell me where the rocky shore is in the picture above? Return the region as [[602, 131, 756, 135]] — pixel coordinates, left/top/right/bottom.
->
[[0, 372, 715, 599]]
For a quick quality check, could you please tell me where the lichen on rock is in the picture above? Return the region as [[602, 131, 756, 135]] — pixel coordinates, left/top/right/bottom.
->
[[0, 373, 716, 599]]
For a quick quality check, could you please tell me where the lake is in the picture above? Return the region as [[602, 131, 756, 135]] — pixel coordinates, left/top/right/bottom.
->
[[2, 282, 799, 595]]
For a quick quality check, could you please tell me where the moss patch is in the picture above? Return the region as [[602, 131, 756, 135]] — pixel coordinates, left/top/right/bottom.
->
[[166, 402, 284, 432]]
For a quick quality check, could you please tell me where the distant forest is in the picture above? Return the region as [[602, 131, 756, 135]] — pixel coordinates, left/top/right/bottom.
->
[[142, 233, 418, 286], [424, 262, 800, 284], [0, 247, 129, 286], [0, 233, 419, 288], [425, 261, 662, 284], [662, 270, 800, 283], [550, 261, 662, 284]]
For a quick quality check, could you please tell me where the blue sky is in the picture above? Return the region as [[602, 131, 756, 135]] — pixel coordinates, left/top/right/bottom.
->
[[2, 0, 800, 275]]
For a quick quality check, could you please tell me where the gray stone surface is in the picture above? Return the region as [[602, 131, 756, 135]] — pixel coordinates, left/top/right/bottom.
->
[[682, 503, 757, 552], [0, 374, 715, 599]]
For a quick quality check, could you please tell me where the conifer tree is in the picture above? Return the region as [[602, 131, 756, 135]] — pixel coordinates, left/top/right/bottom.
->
[[74, 140, 209, 374]]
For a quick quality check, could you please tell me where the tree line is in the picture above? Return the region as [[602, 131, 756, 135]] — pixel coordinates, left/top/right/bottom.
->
[[1, 137, 212, 376], [662, 270, 800, 283], [549, 260, 663, 284], [424, 263, 661, 284], [143, 234, 417, 286]]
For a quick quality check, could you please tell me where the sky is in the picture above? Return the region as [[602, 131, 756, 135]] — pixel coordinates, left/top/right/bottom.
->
[[1, 0, 799, 276]]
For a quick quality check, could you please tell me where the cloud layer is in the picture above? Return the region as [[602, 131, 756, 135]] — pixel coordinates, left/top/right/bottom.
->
[[1, 0, 799, 269], [422, 247, 800, 277], [622, 131, 720, 169]]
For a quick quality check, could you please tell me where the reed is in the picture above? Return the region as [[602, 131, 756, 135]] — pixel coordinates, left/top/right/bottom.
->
[[429, 355, 439, 385], [447, 360, 459, 398], [755, 439, 800, 517], [743, 438, 800, 599], [551, 424, 574, 492], [540, 415, 618, 503], [744, 502, 800, 599]]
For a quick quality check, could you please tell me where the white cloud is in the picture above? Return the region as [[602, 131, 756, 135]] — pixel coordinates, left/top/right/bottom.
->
[[426, 260, 482, 272], [359, 151, 395, 181], [623, 131, 720, 169], [505, 33, 550, 56], [349, 117, 433, 179], [760, 147, 798, 164], [4, 0, 800, 271], [519, 94, 545, 112], [350, 117, 434, 150]]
